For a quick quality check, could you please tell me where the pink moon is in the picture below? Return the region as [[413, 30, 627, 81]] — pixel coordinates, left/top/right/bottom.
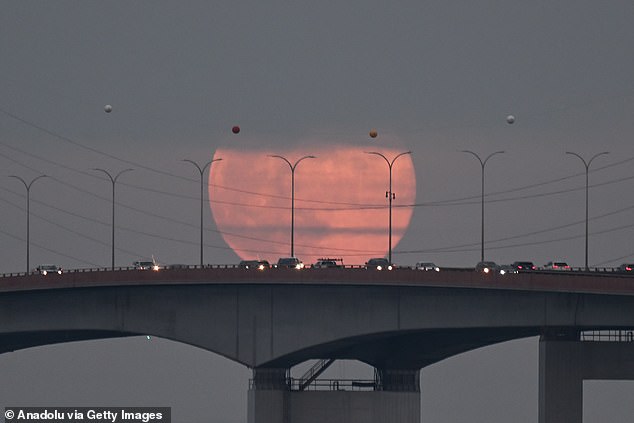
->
[[208, 145, 416, 266]]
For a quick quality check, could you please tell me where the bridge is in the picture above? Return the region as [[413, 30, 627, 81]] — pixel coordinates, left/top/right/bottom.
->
[[2, 267, 634, 423]]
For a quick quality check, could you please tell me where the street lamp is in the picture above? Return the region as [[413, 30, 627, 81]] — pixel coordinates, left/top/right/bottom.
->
[[269, 154, 316, 257], [94, 168, 133, 270], [365, 151, 412, 264], [183, 158, 222, 267], [566, 151, 609, 271], [462, 150, 505, 262], [9, 174, 47, 273]]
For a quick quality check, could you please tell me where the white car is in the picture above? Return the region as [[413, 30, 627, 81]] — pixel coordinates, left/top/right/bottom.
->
[[133, 260, 160, 271], [543, 261, 571, 271], [35, 264, 63, 275], [415, 262, 440, 272], [313, 258, 343, 269]]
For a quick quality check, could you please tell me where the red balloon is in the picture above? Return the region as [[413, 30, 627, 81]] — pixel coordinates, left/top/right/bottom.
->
[[232, 126, 240, 134]]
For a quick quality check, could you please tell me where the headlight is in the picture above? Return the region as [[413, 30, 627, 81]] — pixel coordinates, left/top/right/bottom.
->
[[152, 265, 160, 271], [377, 265, 383, 271], [258, 264, 265, 270], [387, 265, 393, 270], [42, 270, 48, 275], [57, 270, 62, 275], [483, 267, 490, 273]]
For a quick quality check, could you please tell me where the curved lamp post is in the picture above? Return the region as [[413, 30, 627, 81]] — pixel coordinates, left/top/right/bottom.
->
[[9, 174, 47, 273], [365, 151, 412, 264], [269, 154, 316, 257], [462, 150, 505, 262], [566, 151, 609, 270], [94, 168, 133, 270], [183, 158, 222, 267]]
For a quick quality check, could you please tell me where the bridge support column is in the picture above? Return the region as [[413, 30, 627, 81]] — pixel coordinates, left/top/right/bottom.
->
[[247, 367, 420, 423], [248, 368, 290, 423], [376, 368, 420, 392], [539, 334, 634, 423]]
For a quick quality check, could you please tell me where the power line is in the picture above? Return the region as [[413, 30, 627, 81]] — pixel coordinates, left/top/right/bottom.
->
[[3, 105, 634, 210]]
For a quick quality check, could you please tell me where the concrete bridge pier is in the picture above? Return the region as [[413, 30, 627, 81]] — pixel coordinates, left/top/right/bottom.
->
[[248, 368, 290, 423], [247, 367, 420, 423], [539, 333, 634, 423]]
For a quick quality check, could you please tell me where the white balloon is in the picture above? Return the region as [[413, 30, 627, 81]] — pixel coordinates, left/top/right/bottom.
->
[[506, 114, 515, 124], [104, 105, 113, 113]]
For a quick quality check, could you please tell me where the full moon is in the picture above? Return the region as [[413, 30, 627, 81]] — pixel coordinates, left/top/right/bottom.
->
[[208, 145, 416, 266]]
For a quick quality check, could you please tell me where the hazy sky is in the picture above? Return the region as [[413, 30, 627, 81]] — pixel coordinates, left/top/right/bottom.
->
[[1, 1, 634, 422]]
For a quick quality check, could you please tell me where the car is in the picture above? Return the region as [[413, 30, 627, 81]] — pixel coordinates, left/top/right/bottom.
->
[[365, 258, 393, 271], [499, 264, 519, 275], [415, 262, 440, 272], [543, 261, 571, 271], [512, 261, 536, 272], [239, 260, 270, 270], [35, 264, 63, 275], [133, 260, 160, 271], [313, 258, 343, 269], [618, 263, 633, 273], [275, 257, 304, 270], [475, 261, 499, 274]]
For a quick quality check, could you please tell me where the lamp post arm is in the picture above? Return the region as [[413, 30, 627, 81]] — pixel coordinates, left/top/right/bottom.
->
[[94, 168, 114, 183], [565, 152, 588, 169], [183, 159, 206, 175], [587, 151, 610, 168], [365, 151, 391, 168], [269, 155, 294, 171], [113, 168, 134, 183], [483, 150, 505, 167], [390, 151, 412, 167], [293, 155, 317, 170], [9, 175, 28, 190], [461, 150, 484, 167], [9, 174, 47, 191], [183, 158, 222, 175]]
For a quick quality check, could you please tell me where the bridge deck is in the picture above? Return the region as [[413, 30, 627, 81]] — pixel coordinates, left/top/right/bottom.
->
[[1, 267, 633, 295]]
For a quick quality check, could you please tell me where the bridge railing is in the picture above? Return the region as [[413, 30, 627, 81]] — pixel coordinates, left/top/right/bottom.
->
[[581, 330, 634, 342], [248, 378, 379, 391], [2, 264, 632, 279]]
